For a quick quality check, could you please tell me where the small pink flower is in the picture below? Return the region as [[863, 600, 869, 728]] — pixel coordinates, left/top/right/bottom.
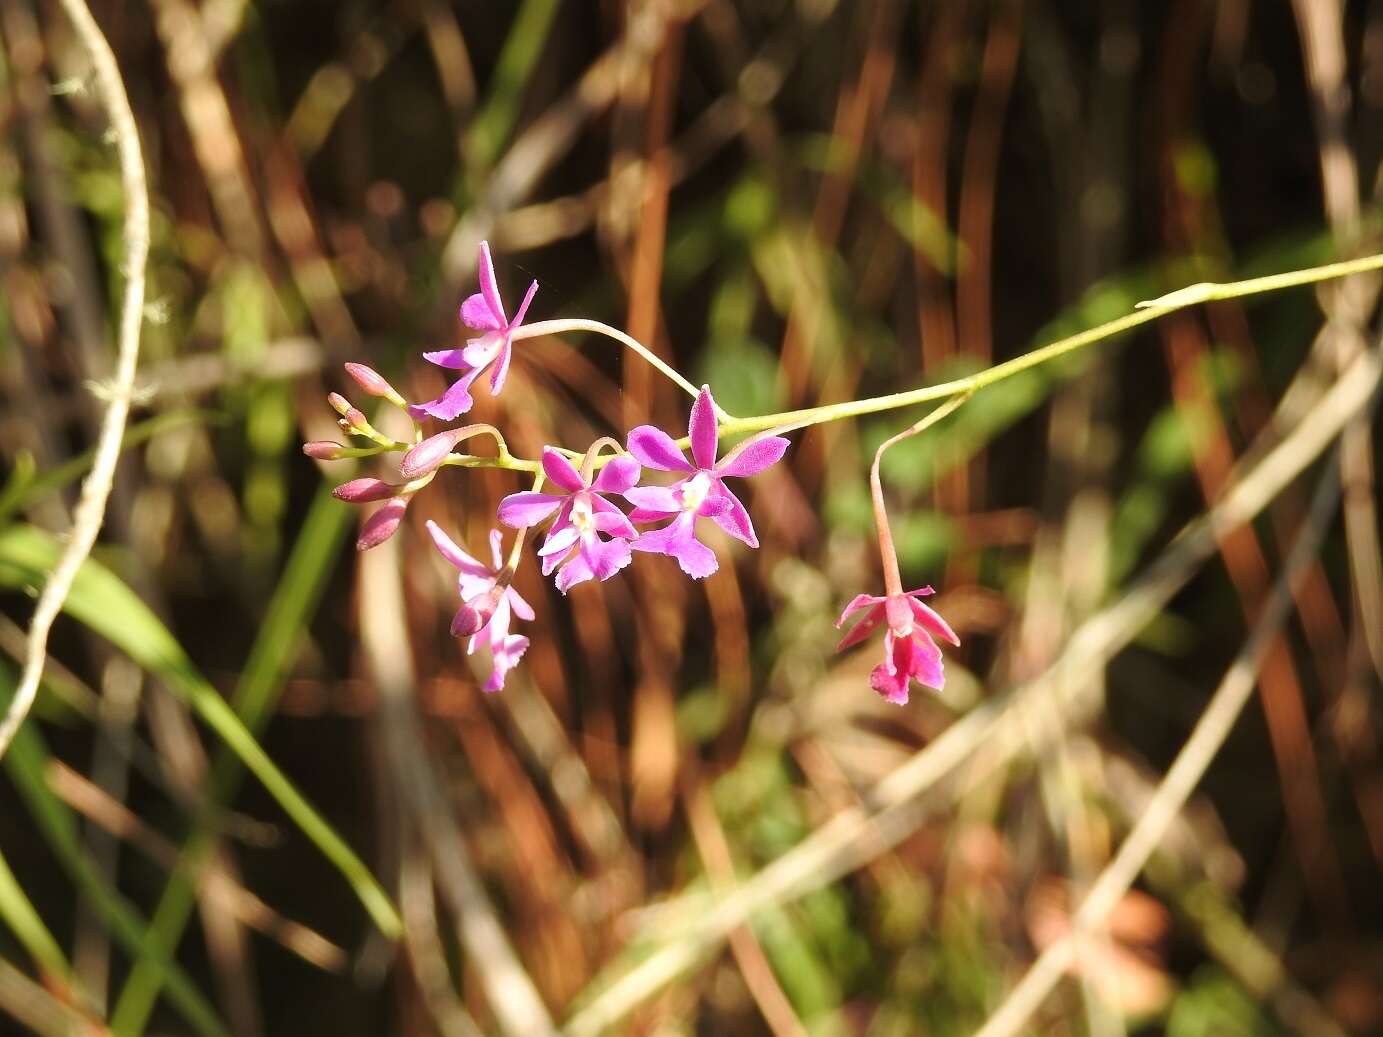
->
[[426, 522, 534, 693], [835, 587, 959, 705], [498, 448, 641, 593], [412, 241, 537, 421], [624, 385, 789, 579]]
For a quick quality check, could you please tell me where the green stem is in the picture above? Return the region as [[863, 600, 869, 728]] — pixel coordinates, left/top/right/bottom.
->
[[513, 318, 710, 408]]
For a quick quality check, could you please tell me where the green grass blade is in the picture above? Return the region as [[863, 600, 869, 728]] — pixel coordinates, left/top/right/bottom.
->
[[0, 524, 401, 944], [463, 0, 561, 174]]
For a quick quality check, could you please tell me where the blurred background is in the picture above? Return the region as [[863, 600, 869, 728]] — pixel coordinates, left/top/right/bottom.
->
[[1, 0, 1382, 1034]]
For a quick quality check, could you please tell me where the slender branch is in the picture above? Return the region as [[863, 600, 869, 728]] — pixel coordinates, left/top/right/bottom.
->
[[973, 453, 1346, 1037], [0, 0, 150, 761], [512, 317, 709, 406]]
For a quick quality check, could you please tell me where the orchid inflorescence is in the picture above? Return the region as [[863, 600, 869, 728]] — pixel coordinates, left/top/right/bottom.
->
[[305, 241, 958, 701]]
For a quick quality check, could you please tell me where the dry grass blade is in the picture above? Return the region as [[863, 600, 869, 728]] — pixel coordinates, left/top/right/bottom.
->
[[973, 448, 1349, 1037]]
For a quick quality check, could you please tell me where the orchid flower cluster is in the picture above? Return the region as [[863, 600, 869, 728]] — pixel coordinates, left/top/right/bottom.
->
[[304, 242, 958, 700]]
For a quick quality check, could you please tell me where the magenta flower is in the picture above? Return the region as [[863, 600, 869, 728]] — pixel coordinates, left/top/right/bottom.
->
[[412, 241, 538, 421], [426, 521, 534, 693], [624, 386, 789, 579], [835, 587, 959, 705], [498, 447, 641, 594]]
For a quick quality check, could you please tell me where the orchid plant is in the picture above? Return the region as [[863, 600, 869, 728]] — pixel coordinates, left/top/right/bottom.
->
[[306, 240, 974, 697]]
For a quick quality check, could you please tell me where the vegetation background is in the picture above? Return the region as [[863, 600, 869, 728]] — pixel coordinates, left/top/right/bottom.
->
[[0, 0, 1381, 1034]]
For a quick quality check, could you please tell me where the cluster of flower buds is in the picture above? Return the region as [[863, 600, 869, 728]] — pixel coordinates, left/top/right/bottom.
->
[[305, 240, 957, 702]]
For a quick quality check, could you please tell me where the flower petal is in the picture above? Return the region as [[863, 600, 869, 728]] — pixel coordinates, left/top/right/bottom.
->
[[476, 240, 507, 325], [554, 549, 595, 593], [632, 514, 719, 579], [498, 491, 563, 528], [689, 385, 719, 469], [624, 484, 682, 513], [592, 455, 641, 494], [488, 529, 505, 571], [716, 434, 790, 479], [483, 633, 529, 692], [460, 292, 503, 332], [627, 426, 693, 472], [422, 347, 469, 370], [835, 603, 885, 652], [489, 339, 513, 395], [540, 447, 586, 493], [409, 369, 481, 421], [461, 331, 503, 370], [836, 592, 886, 627], [426, 520, 490, 577], [580, 532, 633, 582], [903, 633, 945, 691], [506, 586, 535, 622], [909, 597, 960, 646], [537, 523, 580, 558], [706, 484, 757, 547], [511, 279, 539, 328], [592, 507, 637, 540]]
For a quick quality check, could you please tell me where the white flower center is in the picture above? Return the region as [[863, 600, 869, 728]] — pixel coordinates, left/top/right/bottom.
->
[[681, 471, 712, 513], [571, 495, 596, 534]]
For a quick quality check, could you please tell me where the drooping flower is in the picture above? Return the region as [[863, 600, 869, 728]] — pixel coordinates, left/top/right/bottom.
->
[[426, 521, 534, 692], [835, 587, 959, 705], [624, 385, 789, 579], [497, 447, 641, 593], [412, 241, 537, 422]]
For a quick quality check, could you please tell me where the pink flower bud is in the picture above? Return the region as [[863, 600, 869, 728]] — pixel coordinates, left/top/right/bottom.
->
[[357, 496, 409, 551], [332, 477, 398, 503], [345, 363, 405, 405], [327, 392, 352, 417], [303, 440, 346, 460], [400, 428, 467, 479], [344, 406, 369, 430]]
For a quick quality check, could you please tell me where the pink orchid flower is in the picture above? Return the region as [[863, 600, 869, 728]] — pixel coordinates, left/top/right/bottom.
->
[[835, 587, 959, 705], [426, 521, 534, 693], [624, 385, 789, 579], [497, 447, 641, 594], [412, 241, 537, 421]]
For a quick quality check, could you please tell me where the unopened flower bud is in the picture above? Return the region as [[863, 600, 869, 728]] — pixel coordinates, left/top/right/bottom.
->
[[451, 584, 504, 637], [332, 477, 398, 503], [400, 428, 468, 479], [303, 440, 346, 460], [327, 392, 353, 417], [357, 496, 409, 551], [345, 363, 406, 406], [343, 406, 369, 430]]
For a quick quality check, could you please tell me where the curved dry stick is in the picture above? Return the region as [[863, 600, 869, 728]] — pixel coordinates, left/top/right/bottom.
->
[[973, 452, 1347, 1037], [0, 0, 149, 761]]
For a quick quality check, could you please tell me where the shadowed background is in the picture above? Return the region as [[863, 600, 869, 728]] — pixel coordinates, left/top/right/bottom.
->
[[1, 1, 1382, 1035]]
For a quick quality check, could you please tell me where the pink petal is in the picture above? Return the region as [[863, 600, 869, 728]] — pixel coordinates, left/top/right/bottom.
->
[[488, 529, 505, 571], [476, 240, 507, 325], [460, 292, 503, 332], [706, 484, 756, 547], [624, 484, 681, 513], [836, 593, 887, 628], [869, 660, 911, 705], [627, 426, 693, 472], [592, 455, 641, 494], [591, 507, 637, 540], [903, 633, 946, 691], [909, 597, 960, 647], [537, 524, 580, 558], [835, 603, 885, 652], [511, 279, 538, 328], [541, 447, 586, 493], [422, 347, 469, 370], [580, 532, 633, 582], [461, 331, 503, 370], [498, 491, 563, 528], [554, 549, 595, 593], [632, 514, 718, 579], [489, 339, 512, 395], [410, 370, 480, 421], [689, 385, 719, 469], [506, 586, 535, 622], [717, 434, 790, 479], [483, 634, 529, 692], [425, 520, 490, 577]]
